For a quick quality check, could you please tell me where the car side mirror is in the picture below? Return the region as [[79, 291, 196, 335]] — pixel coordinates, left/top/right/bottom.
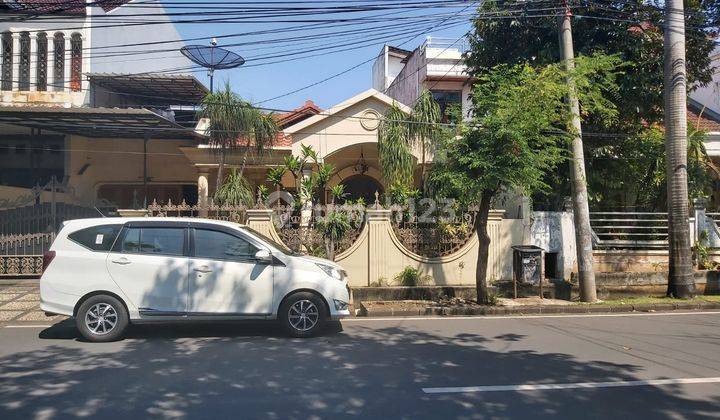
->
[[255, 250, 272, 264]]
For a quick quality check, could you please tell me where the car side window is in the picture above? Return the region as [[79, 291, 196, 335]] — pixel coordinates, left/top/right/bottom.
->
[[119, 227, 185, 256], [68, 225, 122, 251], [194, 229, 258, 261]]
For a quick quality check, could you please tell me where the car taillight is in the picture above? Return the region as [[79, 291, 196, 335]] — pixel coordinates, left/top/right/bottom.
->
[[42, 251, 56, 272]]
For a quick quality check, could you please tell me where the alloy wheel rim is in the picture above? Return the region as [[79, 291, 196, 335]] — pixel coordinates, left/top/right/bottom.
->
[[288, 300, 319, 332], [85, 303, 118, 335]]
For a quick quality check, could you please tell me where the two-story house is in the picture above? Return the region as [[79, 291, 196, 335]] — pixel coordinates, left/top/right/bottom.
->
[[372, 37, 472, 120], [0, 0, 208, 209]]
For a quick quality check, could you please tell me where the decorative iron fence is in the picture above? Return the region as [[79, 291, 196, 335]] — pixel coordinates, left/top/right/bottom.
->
[[0, 233, 53, 277], [272, 204, 365, 257], [147, 199, 247, 224], [0, 202, 103, 236], [390, 204, 477, 258], [0, 176, 112, 236], [590, 212, 669, 249]]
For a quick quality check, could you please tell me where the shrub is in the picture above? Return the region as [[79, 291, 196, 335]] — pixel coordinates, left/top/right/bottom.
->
[[394, 266, 432, 287]]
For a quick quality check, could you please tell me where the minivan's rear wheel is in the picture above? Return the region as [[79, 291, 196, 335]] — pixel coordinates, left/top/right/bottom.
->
[[280, 292, 327, 338], [76, 295, 128, 342]]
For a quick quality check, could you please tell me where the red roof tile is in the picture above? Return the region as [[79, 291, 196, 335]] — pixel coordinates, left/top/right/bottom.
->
[[689, 101, 720, 132], [8, 0, 130, 15], [274, 100, 321, 129]]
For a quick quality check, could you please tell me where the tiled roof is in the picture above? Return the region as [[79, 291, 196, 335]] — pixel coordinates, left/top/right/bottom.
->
[[271, 100, 322, 147], [5, 0, 130, 15], [689, 99, 720, 133], [274, 100, 322, 129], [273, 131, 292, 147]]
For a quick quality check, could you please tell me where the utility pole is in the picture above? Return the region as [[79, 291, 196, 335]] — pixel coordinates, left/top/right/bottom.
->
[[558, 3, 597, 302], [664, 0, 695, 298]]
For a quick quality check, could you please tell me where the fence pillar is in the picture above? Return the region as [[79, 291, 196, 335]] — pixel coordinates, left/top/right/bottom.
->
[[197, 169, 209, 217], [693, 197, 708, 245], [366, 208, 392, 286], [521, 195, 532, 244], [245, 208, 283, 243]]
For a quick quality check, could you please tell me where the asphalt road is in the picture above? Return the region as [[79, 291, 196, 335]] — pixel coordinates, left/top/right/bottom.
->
[[1, 312, 720, 419]]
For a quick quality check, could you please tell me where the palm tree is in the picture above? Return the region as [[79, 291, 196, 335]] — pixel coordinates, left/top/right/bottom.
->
[[378, 93, 442, 194], [378, 103, 414, 189], [214, 168, 254, 206], [410, 90, 441, 192], [198, 82, 278, 193], [663, 0, 694, 298]]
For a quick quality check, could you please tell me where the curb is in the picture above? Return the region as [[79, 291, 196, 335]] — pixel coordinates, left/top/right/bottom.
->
[[357, 301, 720, 317]]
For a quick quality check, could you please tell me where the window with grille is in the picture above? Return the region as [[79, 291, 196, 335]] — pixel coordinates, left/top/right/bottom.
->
[[70, 33, 82, 92], [53, 33, 64, 91], [36, 32, 47, 91], [1, 32, 11, 91], [19, 32, 30, 91]]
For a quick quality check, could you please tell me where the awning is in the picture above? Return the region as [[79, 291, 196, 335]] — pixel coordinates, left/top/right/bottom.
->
[[87, 73, 208, 104], [0, 106, 204, 139]]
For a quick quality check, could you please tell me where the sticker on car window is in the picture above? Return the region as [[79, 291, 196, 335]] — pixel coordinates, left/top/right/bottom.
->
[[95, 234, 104, 245]]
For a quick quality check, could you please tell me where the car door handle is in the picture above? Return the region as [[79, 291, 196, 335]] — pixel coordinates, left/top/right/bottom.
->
[[193, 266, 212, 273], [111, 257, 131, 265]]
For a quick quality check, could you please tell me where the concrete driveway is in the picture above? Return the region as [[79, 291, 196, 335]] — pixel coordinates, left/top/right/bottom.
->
[[1, 311, 720, 419]]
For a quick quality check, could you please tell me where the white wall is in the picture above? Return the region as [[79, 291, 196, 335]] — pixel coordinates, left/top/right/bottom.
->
[[0, 1, 193, 106], [691, 46, 720, 114], [89, 1, 192, 75], [0, 18, 91, 105], [372, 46, 410, 92]]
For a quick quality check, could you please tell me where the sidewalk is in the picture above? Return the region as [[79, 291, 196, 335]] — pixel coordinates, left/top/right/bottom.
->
[[3, 280, 719, 323], [0, 280, 64, 325], [357, 297, 720, 317]]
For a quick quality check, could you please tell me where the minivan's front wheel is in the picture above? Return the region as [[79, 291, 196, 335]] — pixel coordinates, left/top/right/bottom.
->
[[76, 295, 129, 342], [280, 292, 328, 338]]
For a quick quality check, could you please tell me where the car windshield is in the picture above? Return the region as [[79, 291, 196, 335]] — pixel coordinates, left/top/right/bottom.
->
[[240, 226, 298, 256]]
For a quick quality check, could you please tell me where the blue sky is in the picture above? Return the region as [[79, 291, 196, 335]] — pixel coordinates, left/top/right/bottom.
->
[[171, 1, 473, 111]]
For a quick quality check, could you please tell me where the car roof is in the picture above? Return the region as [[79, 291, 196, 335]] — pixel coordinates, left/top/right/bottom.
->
[[62, 217, 246, 230]]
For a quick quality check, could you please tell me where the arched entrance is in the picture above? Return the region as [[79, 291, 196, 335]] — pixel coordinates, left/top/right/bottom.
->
[[340, 174, 384, 204]]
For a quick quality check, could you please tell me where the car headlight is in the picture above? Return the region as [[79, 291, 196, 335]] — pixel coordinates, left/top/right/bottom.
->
[[315, 263, 343, 281]]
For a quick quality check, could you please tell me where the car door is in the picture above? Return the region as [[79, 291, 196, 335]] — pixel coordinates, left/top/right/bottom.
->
[[106, 224, 189, 315], [188, 226, 273, 315]]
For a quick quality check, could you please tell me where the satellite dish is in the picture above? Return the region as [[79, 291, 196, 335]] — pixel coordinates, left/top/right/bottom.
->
[[181, 39, 245, 93]]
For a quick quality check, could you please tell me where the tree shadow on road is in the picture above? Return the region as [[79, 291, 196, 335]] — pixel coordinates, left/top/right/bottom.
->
[[0, 320, 719, 419]]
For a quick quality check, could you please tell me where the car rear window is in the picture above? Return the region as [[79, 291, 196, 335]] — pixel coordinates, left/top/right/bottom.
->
[[68, 225, 122, 251]]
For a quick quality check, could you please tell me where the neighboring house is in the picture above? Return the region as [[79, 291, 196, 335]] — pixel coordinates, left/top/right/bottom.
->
[[690, 45, 720, 206], [372, 37, 472, 120], [0, 0, 205, 209], [691, 45, 720, 115]]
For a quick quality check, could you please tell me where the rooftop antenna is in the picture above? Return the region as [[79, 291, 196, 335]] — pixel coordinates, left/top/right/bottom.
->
[[180, 38, 245, 93]]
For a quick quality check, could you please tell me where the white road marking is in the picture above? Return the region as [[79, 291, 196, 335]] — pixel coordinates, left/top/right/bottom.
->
[[422, 377, 720, 394], [3, 325, 52, 328], [343, 311, 720, 322]]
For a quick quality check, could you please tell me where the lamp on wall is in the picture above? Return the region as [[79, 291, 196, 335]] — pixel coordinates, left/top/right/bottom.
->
[[353, 147, 369, 175]]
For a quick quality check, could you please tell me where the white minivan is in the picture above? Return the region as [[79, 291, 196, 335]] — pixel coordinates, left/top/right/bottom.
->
[[40, 218, 351, 341]]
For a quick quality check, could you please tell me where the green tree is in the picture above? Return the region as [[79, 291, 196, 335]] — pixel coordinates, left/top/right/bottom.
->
[[429, 57, 621, 303], [466, 0, 717, 211], [198, 82, 278, 193]]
